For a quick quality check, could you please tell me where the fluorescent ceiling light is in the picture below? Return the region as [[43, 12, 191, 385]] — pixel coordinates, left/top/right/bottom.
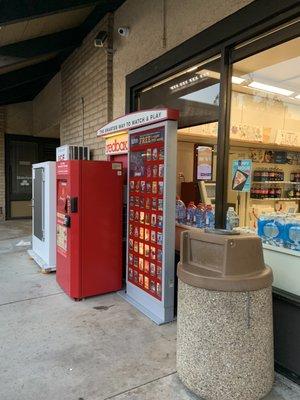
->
[[187, 66, 198, 73], [232, 76, 245, 84], [295, 94, 300, 99], [197, 69, 220, 80], [248, 81, 294, 96]]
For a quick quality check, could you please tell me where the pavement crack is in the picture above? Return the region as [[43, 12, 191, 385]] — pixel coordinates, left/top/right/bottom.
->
[[0, 291, 64, 308], [102, 371, 177, 399]]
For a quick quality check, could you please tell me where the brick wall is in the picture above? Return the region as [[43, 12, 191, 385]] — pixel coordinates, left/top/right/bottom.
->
[[0, 107, 5, 219], [60, 14, 113, 160]]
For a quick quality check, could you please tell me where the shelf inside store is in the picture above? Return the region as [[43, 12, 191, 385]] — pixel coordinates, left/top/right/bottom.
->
[[251, 197, 300, 201], [252, 181, 300, 184], [263, 243, 300, 257]]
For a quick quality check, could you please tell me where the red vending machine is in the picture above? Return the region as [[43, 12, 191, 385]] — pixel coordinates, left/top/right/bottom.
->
[[56, 160, 123, 300]]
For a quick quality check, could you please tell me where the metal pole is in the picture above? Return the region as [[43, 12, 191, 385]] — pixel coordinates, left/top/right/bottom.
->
[[81, 96, 85, 147], [215, 47, 232, 229]]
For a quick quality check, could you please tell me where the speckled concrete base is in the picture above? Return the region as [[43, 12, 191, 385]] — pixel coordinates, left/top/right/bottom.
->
[[177, 282, 274, 400]]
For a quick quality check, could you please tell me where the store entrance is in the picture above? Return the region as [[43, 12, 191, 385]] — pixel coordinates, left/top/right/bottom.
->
[[5, 134, 59, 219]]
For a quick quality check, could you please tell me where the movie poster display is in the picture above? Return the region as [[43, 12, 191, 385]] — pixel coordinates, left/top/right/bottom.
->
[[126, 119, 177, 325], [97, 109, 178, 324], [128, 128, 165, 300]]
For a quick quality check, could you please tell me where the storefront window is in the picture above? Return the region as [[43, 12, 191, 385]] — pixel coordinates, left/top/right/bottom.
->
[[138, 56, 221, 225], [227, 36, 300, 295], [138, 55, 221, 128]]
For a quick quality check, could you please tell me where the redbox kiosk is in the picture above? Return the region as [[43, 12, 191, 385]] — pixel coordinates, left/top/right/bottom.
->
[[97, 109, 178, 324], [56, 160, 123, 300]]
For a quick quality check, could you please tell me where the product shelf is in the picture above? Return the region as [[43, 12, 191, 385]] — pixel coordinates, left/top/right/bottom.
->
[[252, 181, 300, 184], [263, 243, 300, 257], [251, 197, 300, 201]]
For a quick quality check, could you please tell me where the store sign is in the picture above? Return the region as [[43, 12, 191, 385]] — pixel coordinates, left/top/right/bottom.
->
[[105, 133, 128, 155], [232, 159, 252, 192], [197, 146, 212, 180], [97, 109, 179, 136]]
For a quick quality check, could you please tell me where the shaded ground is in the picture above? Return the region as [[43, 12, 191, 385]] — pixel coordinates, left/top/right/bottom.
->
[[0, 220, 299, 400]]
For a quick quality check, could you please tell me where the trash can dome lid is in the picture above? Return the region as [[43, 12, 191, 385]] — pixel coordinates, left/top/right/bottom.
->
[[177, 230, 273, 292]]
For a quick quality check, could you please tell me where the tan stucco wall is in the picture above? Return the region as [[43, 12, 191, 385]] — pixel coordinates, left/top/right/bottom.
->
[[6, 102, 33, 135], [5, 74, 61, 138], [33, 72, 61, 138], [113, 0, 254, 118]]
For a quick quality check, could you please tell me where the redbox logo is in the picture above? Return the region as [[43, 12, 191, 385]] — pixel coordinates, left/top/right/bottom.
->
[[106, 138, 128, 154]]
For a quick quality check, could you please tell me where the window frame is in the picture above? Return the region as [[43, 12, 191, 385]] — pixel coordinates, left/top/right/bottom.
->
[[126, 2, 300, 228]]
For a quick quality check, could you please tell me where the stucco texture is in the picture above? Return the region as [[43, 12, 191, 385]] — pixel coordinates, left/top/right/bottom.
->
[[177, 281, 274, 400], [113, 0, 254, 118]]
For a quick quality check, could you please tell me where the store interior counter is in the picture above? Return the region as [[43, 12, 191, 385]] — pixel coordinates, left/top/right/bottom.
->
[[263, 244, 300, 297]]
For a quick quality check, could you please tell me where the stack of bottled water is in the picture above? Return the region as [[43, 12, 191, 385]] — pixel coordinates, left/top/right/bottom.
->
[[205, 204, 215, 229], [175, 197, 216, 229], [175, 197, 186, 224], [195, 203, 206, 228], [186, 202, 197, 226], [187, 202, 215, 228], [258, 212, 300, 251]]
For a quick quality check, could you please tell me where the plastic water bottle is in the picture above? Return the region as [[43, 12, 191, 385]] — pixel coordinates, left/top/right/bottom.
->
[[226, 207, 239, 230], [275, 213, 286, 247], [284, 217, 300, 251], [205, 205, 215, 228], [176, 197, 186, 224], [186, 202, 197, 226], [195, 203, 206, 228]]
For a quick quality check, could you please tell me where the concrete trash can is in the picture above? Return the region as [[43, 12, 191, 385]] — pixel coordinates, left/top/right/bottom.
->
[[177, 230, 274, 400]]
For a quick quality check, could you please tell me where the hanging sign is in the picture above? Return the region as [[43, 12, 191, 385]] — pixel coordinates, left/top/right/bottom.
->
[[232, 159, 252, 192], [97, 109, 179, 136]]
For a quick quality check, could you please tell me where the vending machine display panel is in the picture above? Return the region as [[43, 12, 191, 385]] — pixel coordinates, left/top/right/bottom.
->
[[126, 120, 177, 324]]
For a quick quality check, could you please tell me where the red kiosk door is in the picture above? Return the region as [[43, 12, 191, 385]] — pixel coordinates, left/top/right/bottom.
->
[[56, 160, 123, 300]]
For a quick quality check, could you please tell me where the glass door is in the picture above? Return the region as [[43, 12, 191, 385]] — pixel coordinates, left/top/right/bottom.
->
[[7, 138, 38, 218]]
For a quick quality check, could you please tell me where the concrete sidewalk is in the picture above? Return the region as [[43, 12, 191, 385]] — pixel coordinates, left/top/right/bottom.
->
[[0, 220, 299, 400]]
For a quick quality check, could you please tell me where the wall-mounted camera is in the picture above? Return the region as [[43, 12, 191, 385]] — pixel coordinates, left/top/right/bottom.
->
[[118, 27, 130, 37], [94, 30, 114, 54], [94, 31, 108, 47]]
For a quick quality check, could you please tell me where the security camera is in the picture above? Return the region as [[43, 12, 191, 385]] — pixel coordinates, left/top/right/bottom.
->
[[94, 31, 108, 47], [118, 27, 130, 37]]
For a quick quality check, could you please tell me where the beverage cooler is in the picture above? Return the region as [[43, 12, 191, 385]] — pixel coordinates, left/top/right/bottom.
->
[[56, 160, 123, 300]]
